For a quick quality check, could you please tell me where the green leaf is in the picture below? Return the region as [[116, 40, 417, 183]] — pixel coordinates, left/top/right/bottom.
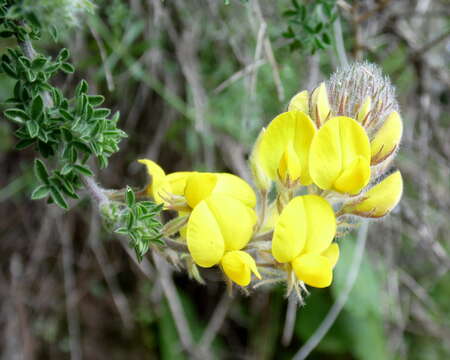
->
[[73, 164, 94, 176], [30, 95, 44, 120], [76, 79, 88, 97], [34, 159, 49, 184], [93, 108, 111, 118], [16, 138, 35, 150], [87, 95, 105, 106], [26, 120, 39, 138], [0, 30, 14, 38], [50, 186, 69, 209], [59, 109, 73, 121], [4, 108, 29, 124], [31, 57, 47, 70], [126, 186, 136, 207], [58, 48, 70, 62], [31, 185, 50, 199], [72, 141, 92, 154], [60, 62, 75, 74], [1, 62, 17, 78]]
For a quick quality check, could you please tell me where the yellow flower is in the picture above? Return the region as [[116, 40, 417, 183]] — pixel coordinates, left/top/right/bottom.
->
[[139, 159, 256, 209], [186, 195, 260, 286], [309, 116, 371, 195], [371, 111, 403, 164], [221, 251, 261, 287], [251, 110, 316, 186], [288, 90, 309, 113], [138, 159, 191, 204], [271, 195, 338, 288], [184, 172, 256, 209], [310, 82, 331, 126], [343, 171, 403, 218]]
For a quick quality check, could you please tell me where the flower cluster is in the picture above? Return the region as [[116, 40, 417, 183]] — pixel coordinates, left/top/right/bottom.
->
[[140, 62, 403, 298]]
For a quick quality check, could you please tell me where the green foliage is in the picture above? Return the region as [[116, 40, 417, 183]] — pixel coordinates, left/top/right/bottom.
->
[[282, 0, 337, 54], [104, 187, 164, 261], [0, 6, 126, 209], [0, 0, 163, 259], [0, 0, 94, 39]]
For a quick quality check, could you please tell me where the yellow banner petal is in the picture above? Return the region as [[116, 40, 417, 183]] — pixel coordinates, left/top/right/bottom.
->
[[186, 200, 225, 267], [213, 173, 257, 208], [256, 111, 316, 185], [138, 159, 171, 204], [302, 195, 336, 254], [221, 250, 261, 286], [346, 171, 403, 218], [205, 195, 257, 251], [166, 171, 194, 196], [272, 196, 307, 263], [184, 173, 217, 208], [292, 254, 333, 288], [309, 116, 371, 194], [249, 129, 273, 192], [371, 111, 403, 164], [288, 90, 309, 113]]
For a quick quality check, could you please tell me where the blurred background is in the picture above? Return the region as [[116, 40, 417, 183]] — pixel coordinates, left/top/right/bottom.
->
[[1, 0, 449, 359]]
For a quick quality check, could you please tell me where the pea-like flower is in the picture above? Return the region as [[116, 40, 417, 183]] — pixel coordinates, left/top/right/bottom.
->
[[271, 195, 338, 288], [343, 171, 403, 218], [135, 62, 404, 301], [309, 116, 371, 195], [250, 110, 316, 187], [139, 159, 256, 209], [186, 194, 260, 286]]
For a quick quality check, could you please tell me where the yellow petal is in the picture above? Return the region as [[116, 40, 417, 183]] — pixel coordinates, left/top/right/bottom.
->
[[288, 90, 309, 113], [249, 129, 273, 192], [184, 173, 217, 208], [311, 82, 331, 126], [309, 116, 371, 194], [292, 254, 333, 288], [213, 173, 257, 208], [166, 172, 193, 196], [301, 195, 336, 254], [356, 96, 371, 123], [371, 111, 403, 164], [346, 171, 403, 218], [321, 243, 339, 268], [272, 196, 307, 263], [278, 141, 302, 183], [138, 159, 171, 204], [256, 111, 316, 185], [333, 156, 370, 195], [272, 195, 335, 262], [186, 200, 225, 267], [204, 195, 256, 251], [221, 250, 261, 286]]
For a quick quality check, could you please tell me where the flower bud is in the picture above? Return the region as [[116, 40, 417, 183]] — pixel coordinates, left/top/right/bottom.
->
[[371, 111, 403, 165], [310, 82, 331, 126], [343, 171, 403, 218], [288, 90, 309, 113]]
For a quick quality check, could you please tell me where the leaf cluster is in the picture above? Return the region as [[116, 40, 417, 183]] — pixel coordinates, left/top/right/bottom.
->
[[106, 187, 164, 261], [0, 0, 41, 41], [282, 0, 338, 54], [1, 44, 126, 208]]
